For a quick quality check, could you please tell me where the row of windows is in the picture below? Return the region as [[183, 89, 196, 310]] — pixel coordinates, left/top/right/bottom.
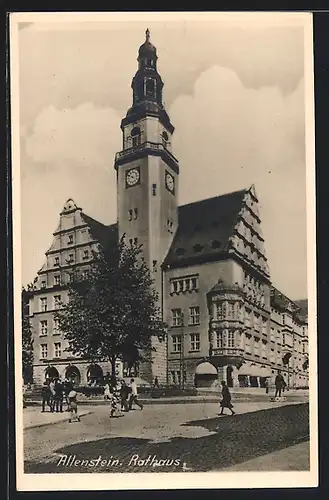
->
[[40, 295, 62, 312], [39, 318, 60, 336], [52, 249, 90, 268], [171, 333, 200, 353], [213, 302, 239, 321], [58, 228, 91, 246], [245, 309, 267, 333], [40, 269, 89, 289], [171, 307, 200, 327], [40, 342, 62, 359], [170, 276, 199, 294]]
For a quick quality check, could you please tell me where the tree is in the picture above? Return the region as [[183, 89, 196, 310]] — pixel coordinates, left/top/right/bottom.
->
[[55, 236, 167, 382], [22, 286, 34, 384]]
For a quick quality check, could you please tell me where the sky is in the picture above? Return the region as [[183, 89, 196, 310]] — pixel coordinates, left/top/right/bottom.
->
[[14, 12, 313, 300]]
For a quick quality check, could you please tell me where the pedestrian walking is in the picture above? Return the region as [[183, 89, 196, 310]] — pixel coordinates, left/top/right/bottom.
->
[[104, 382, 111, 400], [219, 380, 235, 416], [274, 370, 285, 397], [62, 378, 73, 411], [120, 380, 131, 411], [68, 390, 80, 423], [264, 378, 269, 394], [49, 378, 56, 412], [153, 376, 159, 388], [41, 381, 52, 412], [128, 378, 144, 410]]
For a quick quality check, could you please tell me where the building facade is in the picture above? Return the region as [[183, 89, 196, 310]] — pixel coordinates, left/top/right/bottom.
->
[[27, 30, 309, 389]]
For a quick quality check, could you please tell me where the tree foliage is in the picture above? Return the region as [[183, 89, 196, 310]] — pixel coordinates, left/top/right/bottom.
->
[[55, 236, 167, 377], [22, 286, 34, 384]]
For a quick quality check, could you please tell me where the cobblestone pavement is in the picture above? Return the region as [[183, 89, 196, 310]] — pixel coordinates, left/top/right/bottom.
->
[[23, 402, 309, 473]]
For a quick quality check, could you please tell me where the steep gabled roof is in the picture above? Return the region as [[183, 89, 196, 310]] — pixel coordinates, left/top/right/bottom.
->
[[164, 188, 247, 268], [80, 212, 118, 251]]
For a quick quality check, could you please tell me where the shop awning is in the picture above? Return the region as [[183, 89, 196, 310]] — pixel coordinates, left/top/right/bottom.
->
[[195, 362, 217, 375], [238, 363, 271, 377]]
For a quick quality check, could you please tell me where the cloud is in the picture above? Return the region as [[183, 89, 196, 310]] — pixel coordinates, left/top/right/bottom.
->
[[169, 66, 306, 298]]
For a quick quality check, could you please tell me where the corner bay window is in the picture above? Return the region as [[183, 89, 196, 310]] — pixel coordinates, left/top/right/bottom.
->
[[215, 330, 235, 349], [190, 333, 200, 352], [170, 275, 198, 294]]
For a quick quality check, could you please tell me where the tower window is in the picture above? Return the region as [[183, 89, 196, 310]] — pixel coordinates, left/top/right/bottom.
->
[[131, 127, 141, 147], [134, 208, 138, 219], [145, 78, 156, 97], [152, 184, 157, 196], [128, 209, 133, 221]]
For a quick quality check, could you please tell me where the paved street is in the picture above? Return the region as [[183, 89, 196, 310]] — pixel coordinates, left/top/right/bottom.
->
[[23, 401, 309, 473]]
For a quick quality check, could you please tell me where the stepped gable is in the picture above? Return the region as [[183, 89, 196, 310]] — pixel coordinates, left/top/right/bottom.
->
[[164, 188, 247, 268], [80, 212, 118, 251]]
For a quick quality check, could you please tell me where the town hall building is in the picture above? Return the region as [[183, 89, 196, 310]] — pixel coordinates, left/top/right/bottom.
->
[[27, 30, 309, 390]]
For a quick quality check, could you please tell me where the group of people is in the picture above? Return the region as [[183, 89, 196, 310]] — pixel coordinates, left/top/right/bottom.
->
[[41, 377, 80, 423], [104, 378, 144, 417], [41, 376, 144, 423]]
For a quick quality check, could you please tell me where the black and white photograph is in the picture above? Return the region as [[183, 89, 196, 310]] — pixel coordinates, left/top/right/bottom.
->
[[10, 11, 317, 490]]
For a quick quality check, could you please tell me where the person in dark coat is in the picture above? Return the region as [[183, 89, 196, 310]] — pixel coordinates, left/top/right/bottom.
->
[[41, 381, 52, 412], [275, 370, 285, 397], [53, 379, 64, 413], [219, 380, 235, 416], [120, 380, 131, 412]]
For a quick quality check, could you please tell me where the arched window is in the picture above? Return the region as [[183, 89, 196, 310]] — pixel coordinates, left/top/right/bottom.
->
[[162, 130, 169, 147], [145, 78, 156, 97], [131, 127, 141, 147]]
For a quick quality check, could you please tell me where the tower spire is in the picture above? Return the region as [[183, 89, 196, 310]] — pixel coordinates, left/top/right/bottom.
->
[[146, 28, 150, 42]]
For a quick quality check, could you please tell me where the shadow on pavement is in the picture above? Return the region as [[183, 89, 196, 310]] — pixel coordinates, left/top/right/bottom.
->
[[24, 403, 309, 474]]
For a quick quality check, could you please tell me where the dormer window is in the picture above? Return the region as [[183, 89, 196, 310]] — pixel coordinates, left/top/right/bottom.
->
[[68, 235, 74, 245]]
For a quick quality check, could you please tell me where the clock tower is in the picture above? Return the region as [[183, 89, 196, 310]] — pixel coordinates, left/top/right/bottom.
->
[[114, 29, 179, 298]]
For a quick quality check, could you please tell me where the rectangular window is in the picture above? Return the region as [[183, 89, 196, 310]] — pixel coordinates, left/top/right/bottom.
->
[[54, 257, 59, 267], [170, 276, 199, 294], [262, 341, 267, 358], [227, 302, 235, 319], [128, 209, 133, 221], [40, 344, 48, 359], [190, 333, 200, 352], [270, 349, 275, 364], [245, 334, 251, 354], [134, 237, 138, 245], [134, 208, 138, 219], [40, 320, 48, 336], [189, 306, 200, 325], [277, 352, 282, 365], [215, 331, 224, 348], [270, 327, 275, 342], [53, 318, 60, 335], [54, 275, 61, 286], [41, 280, 46, 289], [282, 333, 286, 345], [67, 272, 74, 283], [68, 254, 74, 263], [54, 342, 61, 358], [227, 331, 234, 348], [68, 235, 74, 245], [54, 295, 61, 309], [83, 250, 89, 260], [152, 184, 157, 196], [171, 308, 183, 327], [40, 297, 47, 312], [172, 335, 182, 353], [254, 338, 260, 356]]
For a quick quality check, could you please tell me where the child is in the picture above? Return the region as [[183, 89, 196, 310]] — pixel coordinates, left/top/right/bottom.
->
[[68, 389, 80, 423]]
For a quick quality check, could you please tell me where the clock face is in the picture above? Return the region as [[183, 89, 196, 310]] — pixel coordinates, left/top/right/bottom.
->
[[165, 172, 175, 193], [126, 167, 140, 187]]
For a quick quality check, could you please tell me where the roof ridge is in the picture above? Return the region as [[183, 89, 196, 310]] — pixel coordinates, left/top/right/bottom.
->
[[178, 188, 248, 210]]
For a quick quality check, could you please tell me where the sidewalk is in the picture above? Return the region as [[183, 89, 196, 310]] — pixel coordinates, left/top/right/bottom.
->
[[24, 407, 96, 430], [221, 440, 310, 471]]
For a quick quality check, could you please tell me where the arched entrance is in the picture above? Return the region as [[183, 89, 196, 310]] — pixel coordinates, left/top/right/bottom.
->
[[87, 364, 103, 386], [65, 365, 81, 386], [226, 366, 234, 387], [45, 366, 59, 381], [195, 362, 217, 388]]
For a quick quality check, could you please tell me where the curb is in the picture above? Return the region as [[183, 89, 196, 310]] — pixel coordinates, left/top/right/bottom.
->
[[24, 411, 94, 430]]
